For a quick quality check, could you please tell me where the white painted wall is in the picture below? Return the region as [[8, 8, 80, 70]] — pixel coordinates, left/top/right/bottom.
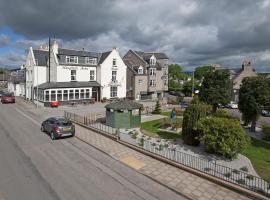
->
[[99, 49, 126, 99], [8, 82, 25, 96], [57, 66, 96, 82]]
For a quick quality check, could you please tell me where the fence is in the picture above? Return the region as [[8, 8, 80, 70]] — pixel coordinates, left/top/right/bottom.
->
[[64, 111, 117, 136], [64, 111, 270, 197], [120, 137, 270, 197]]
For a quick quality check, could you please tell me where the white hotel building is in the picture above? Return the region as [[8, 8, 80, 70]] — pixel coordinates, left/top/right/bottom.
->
[[25, 41, 126, 106]]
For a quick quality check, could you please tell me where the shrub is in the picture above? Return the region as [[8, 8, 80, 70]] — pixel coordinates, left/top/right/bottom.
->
[[182, 103, 209, 146], [196, 117, 250, 159], [138, 138, 144, 146], [246, 175, 254, 180], [232, 169, 240, 174], [214, 109, 229, 118], [262, 125, 270, 141], [152, 100, 162, 114]]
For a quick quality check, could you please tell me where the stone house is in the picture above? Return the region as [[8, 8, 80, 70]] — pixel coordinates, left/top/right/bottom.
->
[[230, 59, 257, 102], [123, 50, 168, 100]]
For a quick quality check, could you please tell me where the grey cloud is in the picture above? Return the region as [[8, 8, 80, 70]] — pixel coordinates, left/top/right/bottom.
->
[[1, 0, 270, 71], [0, 52, 26, 67]]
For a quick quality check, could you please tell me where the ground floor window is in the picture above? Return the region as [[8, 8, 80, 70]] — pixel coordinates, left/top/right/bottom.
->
[[110, 86, 117, 98], [85, 89, 90, 99], [63, 90, 68, 100], [75, 89, 79, 100], [57, 90, 62, 101], [69, 89, 74, 100], [80, 89, 85, 99], [45, 91, 49, 101], [51, 91, 56, 101]]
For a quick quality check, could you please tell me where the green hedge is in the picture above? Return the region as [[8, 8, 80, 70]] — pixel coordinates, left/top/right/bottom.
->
[[262, 125, 270, 141], [196, 117, 250, 159]]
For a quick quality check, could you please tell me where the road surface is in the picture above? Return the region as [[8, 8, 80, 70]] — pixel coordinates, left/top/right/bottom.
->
[[0, 102, 187, 200]]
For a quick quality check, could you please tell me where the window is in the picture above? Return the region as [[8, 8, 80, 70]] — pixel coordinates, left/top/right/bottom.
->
[[35, 59, 38, 66], [63, 90, 68, 101], [149, 80, 156, 87], [112, 59, 116, 66], [149, 68, 156, 76], [66, 56, 78, 64], [75, 89, 79, 100], [112, 71, 117, 81], [150, 57, 156, 66], [138, 79, 143, 84], [138, 66, 144, 74], [90, 70, 95, 81], [71, 70, 76, 81], [110, 86, 117, 98], [45, 91, 49, 102], [80, 89, 85, 99], [85, 89, 90, 99], [51, 90, 56, 101], [57, 90, 62, 101], [69, 89, 74, 100], [85, 57, 97, 65]]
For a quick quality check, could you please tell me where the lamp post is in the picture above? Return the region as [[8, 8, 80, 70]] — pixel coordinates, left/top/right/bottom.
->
[[36, 65, 39, 108], [191, 70, 194, 98]]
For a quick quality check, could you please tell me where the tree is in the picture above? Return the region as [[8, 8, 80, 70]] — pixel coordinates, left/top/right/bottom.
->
[[168, 64, 188, 92], [196, 117, 250, 159], [182, 103, 209, 146], [153, 100, 162, 114], [199, 69, 230, 113], [239, 77, 270, 131], [194, 65, 214, 80]]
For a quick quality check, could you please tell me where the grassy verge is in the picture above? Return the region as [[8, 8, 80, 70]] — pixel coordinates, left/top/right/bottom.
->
[[141, 119, 182, 139], [160, 111, 183, 117], [243, 138, 270, 182]]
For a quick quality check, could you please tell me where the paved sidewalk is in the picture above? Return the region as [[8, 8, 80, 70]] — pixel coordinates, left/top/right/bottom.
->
[[75, 124, 251, 200]]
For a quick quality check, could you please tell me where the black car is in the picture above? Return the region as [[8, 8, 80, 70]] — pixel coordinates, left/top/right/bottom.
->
[[41, 117, 75, 140]]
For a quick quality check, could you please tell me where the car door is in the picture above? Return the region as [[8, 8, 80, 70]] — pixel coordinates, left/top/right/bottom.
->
[[47, 119, 55, 133]]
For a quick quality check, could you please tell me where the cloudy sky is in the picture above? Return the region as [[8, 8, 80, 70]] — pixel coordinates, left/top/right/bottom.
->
[[0, 0, 270, 72]]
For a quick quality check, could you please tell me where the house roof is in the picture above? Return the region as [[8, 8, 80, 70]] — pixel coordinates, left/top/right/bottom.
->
[[134, 51, 169, 60], [105, 100, 143, 110], [58, 48, 100, 58], [33, 50, 49, 66], [36, 81, 100, 89], [98, 51, 112, 64]]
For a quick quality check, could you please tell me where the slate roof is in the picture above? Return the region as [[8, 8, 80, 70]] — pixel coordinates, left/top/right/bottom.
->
[[134, 51, 169, 60], [105, 100, 143, 110], [36, 81, 100, 89], [98, 51, 112, 64], [33, 50, 49, 66], [58, 48, 100, 58]]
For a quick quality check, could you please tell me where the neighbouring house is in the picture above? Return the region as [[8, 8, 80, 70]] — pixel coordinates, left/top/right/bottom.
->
[[123, 50, 168, 100], [230, 59, 257, 102], [25, 41, 126, 106], [8, 66, 26, 96]]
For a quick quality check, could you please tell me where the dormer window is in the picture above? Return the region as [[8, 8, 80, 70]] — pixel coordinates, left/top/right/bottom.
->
[[138, 66, 144, 74], [85, 57, 97, 65], [150, 55, 156, 66], [66, 56, 78, 64]]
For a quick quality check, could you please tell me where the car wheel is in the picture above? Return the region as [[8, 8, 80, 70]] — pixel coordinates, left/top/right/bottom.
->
[[50, 132, 55, 140]]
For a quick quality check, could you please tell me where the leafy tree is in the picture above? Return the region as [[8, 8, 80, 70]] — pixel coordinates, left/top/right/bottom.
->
[[196, 117, 250, 159], [168, 64, 185, 80], [182, 79, 200, 96], [182, 103, 209, 146], [194, 65, 214, 80], [153, 100, 162, 114], [199, 69, 230, 113], [239, 77, 270, 131]]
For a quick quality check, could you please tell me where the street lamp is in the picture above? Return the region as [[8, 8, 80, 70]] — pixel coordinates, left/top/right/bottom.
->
[[191, 70, 194, 98]]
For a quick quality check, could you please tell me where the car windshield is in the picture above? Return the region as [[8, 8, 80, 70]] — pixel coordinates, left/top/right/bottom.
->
[[57, 119, 72, 126], [4, 93, 13, 97]]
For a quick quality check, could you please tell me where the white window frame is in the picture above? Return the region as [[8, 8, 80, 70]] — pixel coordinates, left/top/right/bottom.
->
[[90, 70, 95, 81], [66, 56, 78, 64], [85, 57, 97, 65], [149, 79, 156, 87], [149, 68, 156, 76], [112, 71, 117, 81], [71, 70, 76, 81], [112, 59, 116, 67], [138, 66, 144, 74], [110, 86, 117, 98], [150, 57, 156, 66], [138, 79, 143, 84]]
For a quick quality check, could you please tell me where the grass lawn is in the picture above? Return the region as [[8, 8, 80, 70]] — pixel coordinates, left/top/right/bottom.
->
[[141, 119, 182, 139], [243, 138, 270, 182]]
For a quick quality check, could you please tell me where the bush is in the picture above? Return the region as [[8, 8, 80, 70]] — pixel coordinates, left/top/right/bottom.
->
[[152, 100, 162, 114], [196, 117, 250, 159], [262, 125, 270, 141], [182, 103, 209, 146], [214, 109, 229, 118]]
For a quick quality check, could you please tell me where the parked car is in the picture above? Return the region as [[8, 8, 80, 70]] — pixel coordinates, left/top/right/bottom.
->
[[227, 102, 238, 109], [262, 110, 270, 117], [41, 117, 75, 140], [1, 93, 15, 103]]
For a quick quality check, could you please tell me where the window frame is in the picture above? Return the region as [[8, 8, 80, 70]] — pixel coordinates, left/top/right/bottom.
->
[[66, 56, 78, 64], [71, 70, 76, 81], [110, 86, 117, 98], [90, 70, 95, 81]]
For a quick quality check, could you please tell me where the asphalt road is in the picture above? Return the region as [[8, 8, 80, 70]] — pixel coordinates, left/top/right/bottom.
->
[[0, 103, 187, 200]]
